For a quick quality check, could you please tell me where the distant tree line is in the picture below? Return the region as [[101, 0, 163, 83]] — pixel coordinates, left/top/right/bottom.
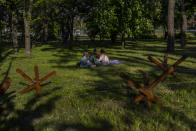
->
[[0, 0, 195, 56]]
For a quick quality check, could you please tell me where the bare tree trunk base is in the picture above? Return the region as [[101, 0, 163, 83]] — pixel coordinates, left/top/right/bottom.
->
[[167, 0, 175, 52], [26, 51, 31, 56]]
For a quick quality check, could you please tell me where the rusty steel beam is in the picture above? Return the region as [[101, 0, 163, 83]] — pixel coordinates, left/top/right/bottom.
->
[[0, 77, 11, 96], [148, 54, 187, 79]]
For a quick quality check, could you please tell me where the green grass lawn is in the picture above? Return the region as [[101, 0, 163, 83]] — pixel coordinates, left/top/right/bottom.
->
[[0, 39, 196, 131]]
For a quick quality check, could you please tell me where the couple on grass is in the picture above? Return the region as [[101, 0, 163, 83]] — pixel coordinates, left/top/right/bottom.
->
[[78, 48, 110, 68]]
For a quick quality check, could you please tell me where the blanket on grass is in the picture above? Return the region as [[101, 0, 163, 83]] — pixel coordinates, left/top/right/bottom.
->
[[109, 60, 123, 65], [77, 60, 123, 68]]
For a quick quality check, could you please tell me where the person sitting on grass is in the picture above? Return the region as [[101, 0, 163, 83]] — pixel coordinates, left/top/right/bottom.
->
[[89, 48, 97, 65], [95, 49, 101, 59], [77, 50, 91, 68], [95, 49, 110, 66]]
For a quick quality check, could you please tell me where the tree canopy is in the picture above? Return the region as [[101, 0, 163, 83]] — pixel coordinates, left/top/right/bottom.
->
[[0, 0, 195, 54]]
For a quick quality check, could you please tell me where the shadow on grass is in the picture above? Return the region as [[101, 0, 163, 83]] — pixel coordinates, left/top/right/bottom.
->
[[0, 91, 16, 117], [41, 39, 195, 70], [126, 40, 196, 59], [75, 61, 196, 130], [0, 85, 114, 130], [122, 102, 196, 130], [175, 66, 196, 77], [36, 38, 196, 129], [0, 41, 13, 65], [36, 118, 113, 131], [0, 87, 61, 130], [0, 50, 13, 67], [0, 58, 13, 83], [159, 105, 196, 130], [0, 58, 14, 114]]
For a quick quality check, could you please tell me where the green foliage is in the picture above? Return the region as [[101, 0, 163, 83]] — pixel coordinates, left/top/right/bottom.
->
[[86, 0, 161, 40], [0, 0, 6, 3], [1, 0, 194, 42], [184, 0, 196, 18], [86, 0, 118, 40], [0, 0, 195, 48]]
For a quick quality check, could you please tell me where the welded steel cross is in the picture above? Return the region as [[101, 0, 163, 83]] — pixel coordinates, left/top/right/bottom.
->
[[16, 65, 56, 95], [0, 77, 11, 97], [120, 67, 174, 108], [148, 54, 187, 78], [120, 56, 187, 108]]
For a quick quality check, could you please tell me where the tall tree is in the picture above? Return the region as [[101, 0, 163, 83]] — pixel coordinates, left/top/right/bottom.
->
[[0, 3, 4, 43], [0, 1, 7, 43], [23, 0, 33, 56], [121, 0, 128, 49], [167, 0, 175, 52], [8, 0, 20, 53], [41, 1, 49, 42], [180, 0, 187, 48], [160, 0, 168, 40], [57, 0, 78, 48], [11, 11, 18, 53]]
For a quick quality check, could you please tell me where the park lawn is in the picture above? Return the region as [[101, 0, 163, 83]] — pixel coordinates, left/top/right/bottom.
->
[[0, 39, 196, 131]]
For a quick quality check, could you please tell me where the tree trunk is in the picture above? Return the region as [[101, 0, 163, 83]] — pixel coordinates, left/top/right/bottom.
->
[[0, 29, 2, 43], [163, 25, 168, 40], [121, 0, 127, 49], [49, 22, 55, 39], [99, 34, 102, 41], [167, 0, 175, 52], [61, 23, 69, 44], [180, 0, 187, 48], [43, 1, 48, 42], [23, 0, 32, 56], [21, 28, 24, 42], [44, 23, 48, 42], [11, 12, 18, 53], [8, 15, 12, 43], [69, 13, 74, 49], [61, 23, 65, 41], [69, 15, 74, 41], [121, 31, 125, 49], [65, 18, 71, 47], [110, 31, 117, 43], [23, 14, 31, 56]]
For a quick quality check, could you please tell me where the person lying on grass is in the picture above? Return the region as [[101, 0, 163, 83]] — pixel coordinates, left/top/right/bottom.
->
[[95, 49, 110, 66]]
